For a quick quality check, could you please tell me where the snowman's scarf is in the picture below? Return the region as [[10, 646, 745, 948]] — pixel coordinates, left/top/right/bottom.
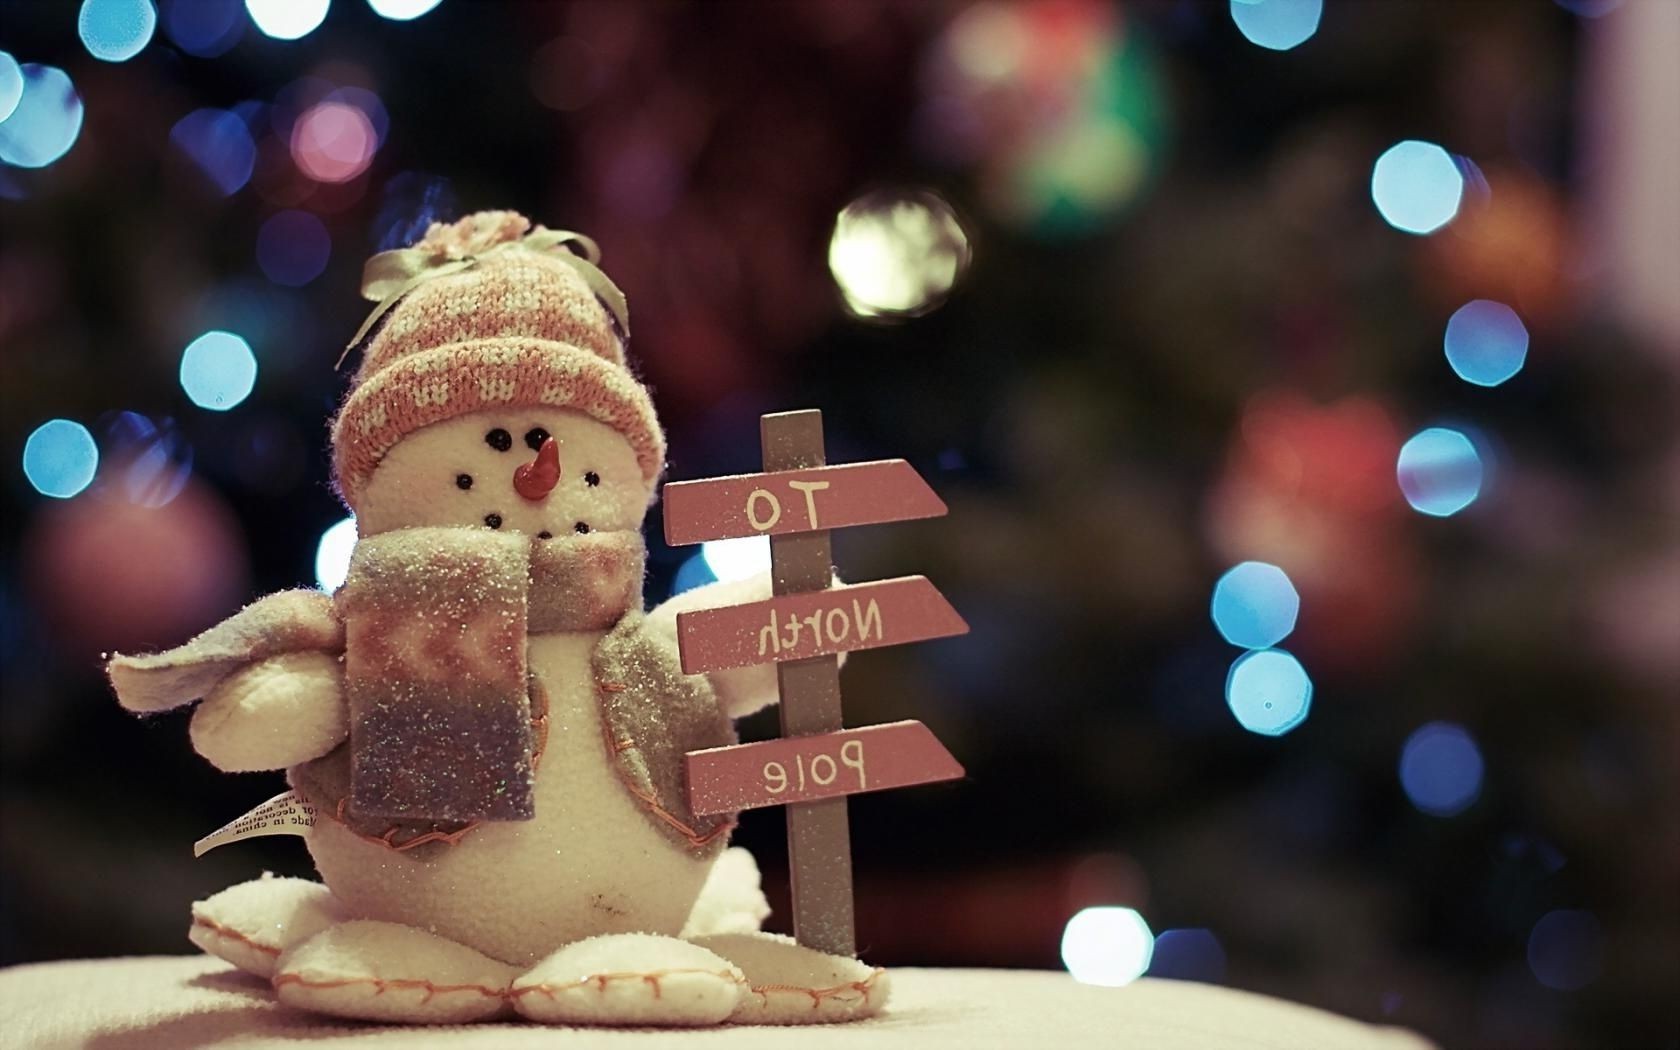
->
[[337, 527, 642, 824], [107, 527, 740, 861], [109, 527, 646, 825]]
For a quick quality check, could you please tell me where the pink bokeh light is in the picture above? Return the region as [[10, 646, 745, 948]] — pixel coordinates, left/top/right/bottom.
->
[[289, 101, 376, 184]]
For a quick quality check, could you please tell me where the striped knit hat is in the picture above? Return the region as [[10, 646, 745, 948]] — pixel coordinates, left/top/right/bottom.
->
[[330, 212, 664, 513]]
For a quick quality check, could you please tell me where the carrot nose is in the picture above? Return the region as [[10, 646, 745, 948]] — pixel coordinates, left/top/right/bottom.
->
[[513, 437, 561, 501]]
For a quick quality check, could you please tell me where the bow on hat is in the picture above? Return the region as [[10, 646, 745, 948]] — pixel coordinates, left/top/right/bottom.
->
[[337, 227, 630, 369]]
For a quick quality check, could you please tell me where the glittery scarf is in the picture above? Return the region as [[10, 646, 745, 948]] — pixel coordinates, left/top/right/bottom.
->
[[316, 526, 644, 829]]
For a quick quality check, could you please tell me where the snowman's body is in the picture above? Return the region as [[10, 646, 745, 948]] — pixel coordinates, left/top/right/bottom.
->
[[307, 627, 711, 966]]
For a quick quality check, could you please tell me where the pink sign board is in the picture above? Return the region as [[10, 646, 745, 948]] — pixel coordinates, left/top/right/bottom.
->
[[662, 459, 947, 546], [676, 575, 968, 675], [685, 720, 964, 816]]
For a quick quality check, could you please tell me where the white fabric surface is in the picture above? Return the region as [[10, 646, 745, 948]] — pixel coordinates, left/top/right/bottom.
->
[[0, 955, 1433, 1050]]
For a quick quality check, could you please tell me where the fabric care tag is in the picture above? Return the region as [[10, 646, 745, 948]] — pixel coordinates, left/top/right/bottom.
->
[[193, 790, 318, 858]]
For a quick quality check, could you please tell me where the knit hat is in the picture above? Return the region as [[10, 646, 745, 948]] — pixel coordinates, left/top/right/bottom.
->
[[329, 211, 665, 513]]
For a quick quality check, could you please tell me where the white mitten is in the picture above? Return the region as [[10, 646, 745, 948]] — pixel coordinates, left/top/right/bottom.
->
[[189, 652, 347, 772]]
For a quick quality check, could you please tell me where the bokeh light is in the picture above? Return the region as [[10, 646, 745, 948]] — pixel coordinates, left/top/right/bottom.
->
[[1211, 561, 1300, 650], [315, 516, 357, 591], [22, 420, 99, 499], [1229, 0, 1322, 52], [921, 3, 1164, 236], [828, 190, 971, 320], [1527, 910, 1604, 991], [179, 330, 258, 411], [1061, 906, 1154, 987], [366, 0, 443, 20], [78, 0, 157, 62], [24, 480, 250, 657], [256, 209, 331, 286], [1444, 300, 1529, 387], [327, 86, 388, 145], [1397, 427, 1483, 517], [1371, 140, 1465, 235], [102, 411, 192, 507], [1399, 721, 1484, 817], [1147, 928, 1227, 983], [245, 0, 329, 41], [290, 101, 376, 183], [0, 65, 84, 169], [160, 0, 245, 57], [1226, 649, 1312, 736], [0, 52, 22, 124], [701, 536, 771, 583], [169, 108, 256, 196]]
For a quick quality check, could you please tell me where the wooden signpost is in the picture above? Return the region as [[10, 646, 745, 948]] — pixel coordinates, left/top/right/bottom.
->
[[664, 409, 967, 957]]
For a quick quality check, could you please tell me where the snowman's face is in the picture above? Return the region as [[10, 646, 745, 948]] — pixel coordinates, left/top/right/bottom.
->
[[356, 407, 647, 539]]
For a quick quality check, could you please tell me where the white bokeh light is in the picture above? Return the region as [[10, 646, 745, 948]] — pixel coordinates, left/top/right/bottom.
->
[[246, 0, 329, 40], [701, 536, 771, 582], [367, 0, 443, 19], [828, 190, 971, 320], [0, 52, 23, 123], [1061, 906, 1155, 987], [315, 516, 358, 591], [1371, 140, 1465, 236]]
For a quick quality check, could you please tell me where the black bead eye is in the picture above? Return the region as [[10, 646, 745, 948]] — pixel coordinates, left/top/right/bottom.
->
[[485, 429, 512, 452], [574, 521, 591, 534], [525, 427, 550, 452], [583, 471, 600, 487], [485, 513, 503, 529], [456, 473, 473, 490]]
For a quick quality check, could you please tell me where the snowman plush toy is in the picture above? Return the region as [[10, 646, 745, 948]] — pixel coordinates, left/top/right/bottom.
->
[[106, 211, 886, 1027]]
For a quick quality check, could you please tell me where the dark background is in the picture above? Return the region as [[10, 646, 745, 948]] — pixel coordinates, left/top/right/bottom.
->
[[3, 2, 1677, 1047]]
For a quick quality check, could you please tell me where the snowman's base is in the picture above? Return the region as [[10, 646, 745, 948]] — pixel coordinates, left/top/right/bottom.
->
[[0, 955, 1434, 1050]]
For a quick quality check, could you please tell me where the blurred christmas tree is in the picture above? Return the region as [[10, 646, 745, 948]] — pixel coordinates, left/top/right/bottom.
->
[[2, 1, 1674, 1046]]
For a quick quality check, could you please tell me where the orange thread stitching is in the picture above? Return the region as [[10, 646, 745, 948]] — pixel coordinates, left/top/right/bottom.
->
[[509, 967, 746, 1002], [273, 972, 505, 1004], [191, 914, 282, 957], [596, 685, 736, 850], [749, 968, 885, 1010], [624, 780, 736, 847]]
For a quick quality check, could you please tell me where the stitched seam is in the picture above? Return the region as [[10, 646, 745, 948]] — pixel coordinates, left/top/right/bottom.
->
[[274, 972, 505, 1004], [191, 914, 283, 957], [510, 967, 747, 1002], [749, 968, 886, 1010], [595, 699, 735, 849]]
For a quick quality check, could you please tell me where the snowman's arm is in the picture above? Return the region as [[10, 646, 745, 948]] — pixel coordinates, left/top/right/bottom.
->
[[645, 572, 844, 720], [189, 652, 349, 773]]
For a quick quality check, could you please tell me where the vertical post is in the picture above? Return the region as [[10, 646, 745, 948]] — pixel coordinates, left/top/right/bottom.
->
[[760, 409, 856, 957]]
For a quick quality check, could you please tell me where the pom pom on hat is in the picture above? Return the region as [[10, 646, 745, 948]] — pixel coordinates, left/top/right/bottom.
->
[[410, 209, 533, 260], [329, 212, 664, 513]]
